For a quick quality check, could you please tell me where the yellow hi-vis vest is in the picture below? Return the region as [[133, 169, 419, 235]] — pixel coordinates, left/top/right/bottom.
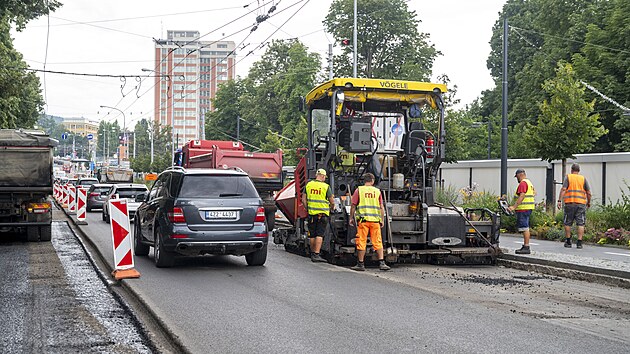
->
[[564, 174, 587, 204], [305, 180, 330, 216], [356, 185, 382, 222], [515, 178, 536, 211]]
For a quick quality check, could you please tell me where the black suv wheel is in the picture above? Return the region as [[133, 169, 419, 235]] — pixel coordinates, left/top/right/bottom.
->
[[134, 219, 149, 256], [245, 244, 268, 266], [154, 231, 175, 268]]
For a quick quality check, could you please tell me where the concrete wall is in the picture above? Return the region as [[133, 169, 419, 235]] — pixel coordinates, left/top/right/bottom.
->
[[439, 152, 630, 205]]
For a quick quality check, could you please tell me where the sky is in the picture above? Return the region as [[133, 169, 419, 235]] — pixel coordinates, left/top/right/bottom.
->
[[12, 0, 507, 129]]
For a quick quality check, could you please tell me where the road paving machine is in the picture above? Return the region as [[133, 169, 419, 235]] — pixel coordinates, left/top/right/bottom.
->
[[273, 78, 502, 265]]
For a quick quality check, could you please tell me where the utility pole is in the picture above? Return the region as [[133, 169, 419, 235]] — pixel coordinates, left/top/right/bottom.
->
[[353, 0, 358, 78], [133, 131, 136, 159], [328, 43, 334, 80], [150, 126, 154, 166], [72, 134, 76, 159], [102, 130, 106, 163], [237, 115, 240, 141], [500, 17, 509, 196]]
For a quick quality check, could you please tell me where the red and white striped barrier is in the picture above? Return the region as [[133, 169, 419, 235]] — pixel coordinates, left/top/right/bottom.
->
[[67, 184, 77, 214], [62, 184, 69, 208], [108, 199, 141, 280], [77, 187, 88, 223]]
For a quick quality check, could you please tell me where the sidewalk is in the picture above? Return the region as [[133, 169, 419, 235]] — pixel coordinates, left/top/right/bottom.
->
[[499, 234, 630, 284]]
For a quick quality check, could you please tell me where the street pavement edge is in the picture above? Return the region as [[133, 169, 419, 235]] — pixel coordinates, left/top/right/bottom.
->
[[58, 202, 191, 354]]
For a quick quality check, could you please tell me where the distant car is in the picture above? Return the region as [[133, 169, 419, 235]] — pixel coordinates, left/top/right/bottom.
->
[[86, 183, 113, 211], [68, 178, 78, 186], [134, 167, 268, 268], [77, 177, 99, 187], [102, 184, 149, 223]]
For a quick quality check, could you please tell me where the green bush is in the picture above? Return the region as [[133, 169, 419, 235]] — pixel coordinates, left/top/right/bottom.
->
[[435, 185, 460, 205]]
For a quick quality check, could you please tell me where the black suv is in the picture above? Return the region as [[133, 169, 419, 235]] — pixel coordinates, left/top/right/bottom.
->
[[134, 167, 268, 267]]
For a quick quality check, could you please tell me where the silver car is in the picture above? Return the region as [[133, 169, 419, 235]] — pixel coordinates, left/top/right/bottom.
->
[[102, 184, 149, 223]]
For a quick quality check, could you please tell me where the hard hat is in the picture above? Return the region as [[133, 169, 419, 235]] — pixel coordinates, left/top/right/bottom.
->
[[316, 168, 327, 176]]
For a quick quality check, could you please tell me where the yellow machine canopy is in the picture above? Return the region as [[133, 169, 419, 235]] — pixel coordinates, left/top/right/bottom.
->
[[305, 78, 447, 110]]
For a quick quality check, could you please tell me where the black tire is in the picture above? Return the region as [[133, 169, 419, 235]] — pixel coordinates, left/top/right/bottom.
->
[[154, 231, 175, 268], [134, 220, 149, 256], [265, 211, 276, 231], [39, 225, 52, 242], [86, 206, 92, 212], [26, 226, 39, 242], [245, 244, 268, 266]]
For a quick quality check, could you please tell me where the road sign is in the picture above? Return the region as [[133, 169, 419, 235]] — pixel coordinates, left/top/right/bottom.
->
[[86, 133, 94, 140], [108, 199, 141, 280], [61, 133, 68, 140], [145, 173, 158, 181]]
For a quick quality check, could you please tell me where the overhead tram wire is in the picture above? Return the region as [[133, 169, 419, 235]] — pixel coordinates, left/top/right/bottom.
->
[[509, 25, 630, 55], [95, 0, 275, 123], [34, 3, 259, 27], [118, 0, 303, 117], [227, 0, 311, 74]]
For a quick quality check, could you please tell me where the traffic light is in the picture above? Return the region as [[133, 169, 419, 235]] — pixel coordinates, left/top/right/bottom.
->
[[341, 39, 351, 46]]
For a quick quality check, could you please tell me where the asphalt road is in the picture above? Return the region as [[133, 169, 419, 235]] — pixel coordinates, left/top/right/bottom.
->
[[78, 210, 630, 353], [0, 214, 152, 353]]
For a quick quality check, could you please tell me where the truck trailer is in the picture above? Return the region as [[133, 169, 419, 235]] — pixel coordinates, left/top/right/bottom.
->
[[0, 130, 58, 241], [175, 140, 283, 230]]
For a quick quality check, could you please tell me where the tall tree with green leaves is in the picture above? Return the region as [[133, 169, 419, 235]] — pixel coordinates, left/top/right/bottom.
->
[[527, 63, 606, 177], [324, 0, 438, 80], [0, 0, 61, 129]]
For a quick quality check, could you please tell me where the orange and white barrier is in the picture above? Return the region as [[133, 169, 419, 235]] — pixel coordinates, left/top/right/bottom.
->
[[108, 199, 141, 280], [67, 184, 77, 214], [77, 187, 88, 223]]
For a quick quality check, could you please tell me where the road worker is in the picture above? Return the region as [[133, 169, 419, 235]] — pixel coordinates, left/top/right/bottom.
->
[[349, 173, 390, 271], [558, 163, 592, 249], [302, 168, 335, 262], [508, 169, 536, 254]]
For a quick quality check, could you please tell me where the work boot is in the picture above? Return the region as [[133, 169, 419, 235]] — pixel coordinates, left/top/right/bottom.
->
[[311, 253, 327, 263], [576, 240, 583, 249], [515, 245, 531, 254], [350, 262, 365, 271], [564, 238, 572, 248], [379, 261, 391, 271]]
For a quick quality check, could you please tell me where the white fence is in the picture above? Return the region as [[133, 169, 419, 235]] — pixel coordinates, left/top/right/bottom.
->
[[439, 152, 630, 205]]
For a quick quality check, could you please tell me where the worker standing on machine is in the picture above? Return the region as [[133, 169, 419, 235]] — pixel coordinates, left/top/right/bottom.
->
[[349, 173, 391, 271], [302, 168, 335, 262]]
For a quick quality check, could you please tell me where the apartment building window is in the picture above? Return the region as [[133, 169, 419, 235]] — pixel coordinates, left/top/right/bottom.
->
[[185, 66, 196, 72], [217, 44, 228, 48]]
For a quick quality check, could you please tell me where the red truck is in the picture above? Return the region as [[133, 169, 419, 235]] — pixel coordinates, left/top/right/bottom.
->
[[175, 140, 283, 230]]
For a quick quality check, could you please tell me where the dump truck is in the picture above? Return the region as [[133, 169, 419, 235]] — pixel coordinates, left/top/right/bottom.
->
[[273, 78, 503, 265], [175, 140, 283, 230], [0, 130, 58, 241], [96, 166, 133, 184]]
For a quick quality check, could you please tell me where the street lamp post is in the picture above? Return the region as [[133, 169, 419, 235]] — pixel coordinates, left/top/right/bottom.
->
[[142, 68, 173, 164], [100, 105, 126, 165]]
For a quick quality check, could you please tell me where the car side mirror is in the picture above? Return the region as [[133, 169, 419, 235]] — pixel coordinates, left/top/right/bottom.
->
[[135, 193, 147, 202]]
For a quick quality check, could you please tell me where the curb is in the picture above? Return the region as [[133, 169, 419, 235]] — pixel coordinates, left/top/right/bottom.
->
[[498, 254, 630, 289], [57, 202, 191, 354]]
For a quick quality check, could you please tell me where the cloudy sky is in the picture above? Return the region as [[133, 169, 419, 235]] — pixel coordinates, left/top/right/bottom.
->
[[12, 0, 506, 128]]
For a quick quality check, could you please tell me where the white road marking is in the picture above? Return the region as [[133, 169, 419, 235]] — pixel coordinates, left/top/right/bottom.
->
[[513, 241, 539, 246], [604, 252, 630, 257]]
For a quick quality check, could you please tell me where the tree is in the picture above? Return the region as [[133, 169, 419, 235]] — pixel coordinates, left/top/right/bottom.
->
[[0, 0, 62, 30], [324, 0, 438, 80], [0, 20, 45, 129], [527, 63, 606, 177]]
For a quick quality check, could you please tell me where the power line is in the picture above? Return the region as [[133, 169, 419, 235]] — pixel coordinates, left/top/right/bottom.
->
[[33, 3, 258, 27], [51, 16, 154, 39]]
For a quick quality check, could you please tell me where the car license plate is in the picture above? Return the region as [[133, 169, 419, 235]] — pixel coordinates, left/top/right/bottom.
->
[[206, 210, 238, 219]]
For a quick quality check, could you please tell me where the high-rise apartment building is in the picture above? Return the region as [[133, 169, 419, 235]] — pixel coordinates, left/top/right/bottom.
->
[[152, 30, 236, 147]]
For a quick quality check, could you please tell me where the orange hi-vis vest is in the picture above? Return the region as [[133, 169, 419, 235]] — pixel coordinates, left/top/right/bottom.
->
[[515, 178, 535, 211], [356, 186, 382, 222], [564, 174, 587, 204]]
